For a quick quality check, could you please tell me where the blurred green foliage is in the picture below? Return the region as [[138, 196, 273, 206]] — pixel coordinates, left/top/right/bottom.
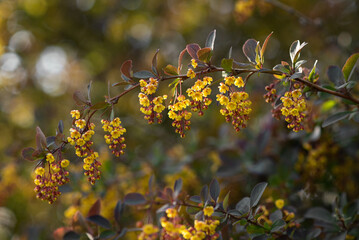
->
[[0, 0, 359, 239]]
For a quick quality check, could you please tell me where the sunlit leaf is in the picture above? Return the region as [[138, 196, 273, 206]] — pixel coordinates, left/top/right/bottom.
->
[[221, 58, 233, 73], [205, 30, 216, 50], [342, 53, 359, 81], [163, 64, 178, 76], [186, 43, 201, 60], [197, 47, 212, 63], [260, 32, 273, 60], [242, 39, 258, 64]]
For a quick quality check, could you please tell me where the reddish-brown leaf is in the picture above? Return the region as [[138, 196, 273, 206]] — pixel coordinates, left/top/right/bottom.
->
[[87, 199, 101, 217], [186, 43, 201, 60]]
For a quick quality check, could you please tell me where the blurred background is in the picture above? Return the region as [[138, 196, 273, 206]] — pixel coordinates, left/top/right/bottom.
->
[[0, 0, 358, 239]]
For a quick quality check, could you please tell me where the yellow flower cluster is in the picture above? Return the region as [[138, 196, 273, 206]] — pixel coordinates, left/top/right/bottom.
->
[[138, 224, 159, 240], [33, 153, 70, 204], [101, 118, 126, 157], [138, 78, 167, 124], [67, 110, 101, 184], [168, 95, 192, 138], [186, 77, 212, 116], [216, 76, 252, 132], [191, 59, 198, 69], [156, 207, 219, 240], [280, 88, 307, 132]]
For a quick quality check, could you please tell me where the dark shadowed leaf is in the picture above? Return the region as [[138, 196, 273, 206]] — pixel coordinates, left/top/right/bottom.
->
[[189, 195, 202, 204], [322, 111, 351, 127], [247, 224, 266, 234], [156, 204, 170, 214], [152, 49, 160, 76], [63, 231, 80, 240], [186, 43, 201, 60], [197, 48, 212, 63], [36, 126, 47, 151], [242, 39, 258, 63], [148, 175, 155, 195], [250, 182, 268, 208], [99, 230, 116, 239], [200, 185, 209, 203], [331, 232, 347, 240], [305, 207, 336, 224], [22, 147, 37, 161], [306, 228, 321, 240], [90, 101, 110, 110], [173, 178, 183, 199], [163, 64, 178, 76], [342, 53, 359, 81], [289, 72, 304, 80], [269, 210, 283, 222], [236, 197, 250, 215], [205, 30, 216, 50], [112, 81, 131, 86], [120, 60, 133, 82], [178, 49, 187, 72], [195, 210, 204, 220], [57, 120, 64, 134], [186, 206, 200, 215], [228, 209, 242, 218], [327, 65, 346, 87], [133, 70, 156, 79], [124, 193, 146, 205], [260, 32, 273, 60], [209, 179, 220, 202], [221, 58, 233, 73], [46, 136, 56, 148], [114, 200, 123, 224], [87, 199, 101, 217], [73, 91, 88, 106], [271, 219, 286, 232], [87, 215, 111, 229]]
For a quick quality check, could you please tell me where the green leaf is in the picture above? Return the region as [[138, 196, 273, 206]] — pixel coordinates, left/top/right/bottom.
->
[[250, 182, 268, 208], [124, 193, 146, 205], [197, 47, 212, 63], [221, 58, 233, 73], [209, 179, 220, 202], [90, 101, 110, 110], [243, 39, 258, 64], [342, 53, 359, 81], [205, 30, 216, 50], [322, 111, 352, 127], [186, 206, 200, 215], [99, 230, 116, 239], [163, 64, 178, 76], [186, 43, 201, 60], [271, 219, 286, 232], [273, 64, 290, 74], [223, 191, 230, 211], [133, 70, 156, 79], [152, 49, 160, 76], [305, 207, 337, 224], [327, 65, 346, 87], [87, 215, 112, 229], [308, 60, 318, 82], [236, 197, 250, 215], [247, 224, 266, 234]]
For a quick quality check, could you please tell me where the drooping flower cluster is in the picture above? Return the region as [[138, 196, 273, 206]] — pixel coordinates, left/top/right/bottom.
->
[[33, 153, 70, 204], [158, 207, 219, 240], [216, 76, 252, 132], [168, 95, 192, 138], [280, 88, 307, 132], [263, 83, 278, 103], [138, 78, 167, 124], [186, 76, 213, 116], [101, 117, 126, 157], [138, 224, 159, 240], [67, 110, 101, 184]]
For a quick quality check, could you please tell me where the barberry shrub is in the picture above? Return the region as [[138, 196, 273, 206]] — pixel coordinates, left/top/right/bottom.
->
[[22, 30, 359, 239]]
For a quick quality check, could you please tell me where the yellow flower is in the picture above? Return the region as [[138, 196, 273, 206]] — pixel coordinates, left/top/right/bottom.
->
[[166, 208, 178, 218], [143, 224, 159, 235], [234, 77, 244, 88], [46, 153, 55, 163], [218, 82, 229, 93], [75, 119, 86, 129], [61, 159, 70, 168], [191, 59, 198, 69], [224, 76, 235, 85], [203, 206, 214, 217], [70, 110, 80, 119], [35, 167, 45, 176], [275, 199, 285, 209], [187, 69, 196, 79], [181, 229, 192, 239]]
